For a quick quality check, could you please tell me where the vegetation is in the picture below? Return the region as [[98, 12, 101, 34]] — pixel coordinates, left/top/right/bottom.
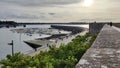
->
[[0, 33, 97, 68], [0, 20, 17, 28], [0, 21, 16, 25]]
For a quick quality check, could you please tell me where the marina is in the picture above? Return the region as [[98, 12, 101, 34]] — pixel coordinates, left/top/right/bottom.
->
[[0, 24, 88, 60]]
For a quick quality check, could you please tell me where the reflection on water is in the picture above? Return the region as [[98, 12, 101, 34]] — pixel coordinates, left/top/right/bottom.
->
[[0, 24, 88, 60], [0, 25, 50, 60]]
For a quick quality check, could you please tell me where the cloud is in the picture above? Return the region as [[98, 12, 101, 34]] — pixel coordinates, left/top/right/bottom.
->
[[0, 10, 46, 20], [0, 0, 81, 7], [0, 0, 120, 22], [48, 13, 56, 15]]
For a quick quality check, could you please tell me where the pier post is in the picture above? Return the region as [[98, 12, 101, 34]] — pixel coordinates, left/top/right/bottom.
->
[[8, 40, 14, 56]]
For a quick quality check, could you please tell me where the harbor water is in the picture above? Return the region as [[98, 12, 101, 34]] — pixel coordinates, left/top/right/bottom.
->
[[0, 24, 88, 60]]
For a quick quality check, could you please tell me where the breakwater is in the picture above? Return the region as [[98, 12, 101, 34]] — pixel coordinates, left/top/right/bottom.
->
[[24, 25, 86, 51], [76, 24, 120, 68], [51, 25, 85, 34], [25, 25, 88, 56]]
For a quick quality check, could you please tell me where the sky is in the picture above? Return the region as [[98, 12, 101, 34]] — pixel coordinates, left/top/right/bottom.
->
[[0, 0, 120, 22]]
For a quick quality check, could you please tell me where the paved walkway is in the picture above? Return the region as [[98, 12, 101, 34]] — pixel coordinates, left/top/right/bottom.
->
[[76, 24, 120, 68], [25, 30, 88, 56]]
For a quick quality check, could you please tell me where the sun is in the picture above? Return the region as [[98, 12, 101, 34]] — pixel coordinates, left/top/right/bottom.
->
[[82, 0, 94, 7]]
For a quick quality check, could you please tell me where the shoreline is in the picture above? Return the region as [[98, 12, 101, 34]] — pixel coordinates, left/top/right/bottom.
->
[[0, 25, 88, 60], [24, 27, 88, 56], [23, 25, 86, 51]]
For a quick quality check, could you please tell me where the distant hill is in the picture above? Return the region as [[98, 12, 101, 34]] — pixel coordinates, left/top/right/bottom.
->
[[0, 21, 18, 28], [0, 21, 17, 25]]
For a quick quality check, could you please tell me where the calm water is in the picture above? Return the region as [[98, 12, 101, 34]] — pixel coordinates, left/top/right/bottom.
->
[[0, 25, 51, 60], [0, 24, 88, 60]]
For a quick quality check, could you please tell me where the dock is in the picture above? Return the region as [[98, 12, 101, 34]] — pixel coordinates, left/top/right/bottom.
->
[[25, 30, 88, 56]]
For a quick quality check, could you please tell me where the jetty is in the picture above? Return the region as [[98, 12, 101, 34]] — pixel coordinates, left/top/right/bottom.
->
[[51, 25, 85, 34], [24, 25, 88, 56], [24, 25, 86, 51]]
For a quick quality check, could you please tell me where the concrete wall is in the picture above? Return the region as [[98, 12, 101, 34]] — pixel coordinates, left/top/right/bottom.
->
[[89, 23, 105, 34], [76, 24, 120, 68], [89, 23, 120, 34]]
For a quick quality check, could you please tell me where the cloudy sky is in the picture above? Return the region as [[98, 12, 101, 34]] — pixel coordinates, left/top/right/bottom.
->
[[0, 0, 120, 22]]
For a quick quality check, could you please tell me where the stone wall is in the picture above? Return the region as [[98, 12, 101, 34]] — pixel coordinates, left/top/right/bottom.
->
[[89, 23, 105, 34], [89, 23, 120, 34], [76, 24, 120, 68]]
